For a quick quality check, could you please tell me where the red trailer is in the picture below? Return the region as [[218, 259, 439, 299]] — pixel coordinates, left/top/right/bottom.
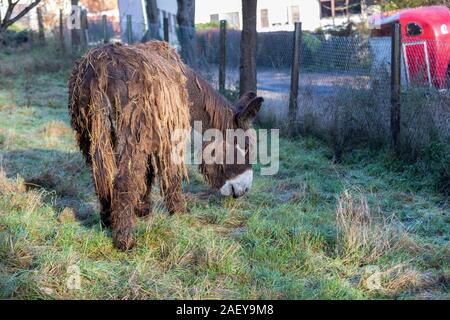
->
[[370, 6, 450, 89]]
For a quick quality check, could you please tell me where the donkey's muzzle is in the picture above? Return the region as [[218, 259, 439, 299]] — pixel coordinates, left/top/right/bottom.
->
[[231, 185, 250, 198], [220, 169, 253, 198]]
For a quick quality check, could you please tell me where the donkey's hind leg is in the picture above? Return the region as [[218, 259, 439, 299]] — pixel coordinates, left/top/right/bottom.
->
[[164, 174, 186, 215], [99, 197, 112, 227], [135, 163, 155, 218], [111, 150, 149, 251]]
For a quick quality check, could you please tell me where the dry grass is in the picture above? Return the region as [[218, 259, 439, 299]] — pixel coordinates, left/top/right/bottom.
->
[[0, 168, 26, 194], [40, 120, 72, 145], [0, 129, 19, 150], [56, 207, 76, 223], [0, 168, 48, 214], [335, 189, 402, 264]]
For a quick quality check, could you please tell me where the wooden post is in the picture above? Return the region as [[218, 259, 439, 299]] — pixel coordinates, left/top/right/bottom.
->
[[59, 9, 65, 52], [219, 20, 227, 92], [36, 7, 45, 45], [391, 23, 401, 152], [71, 0, 80, 53], [239, 0, 258, 96], [288, 22, 302, 137], [163, 17, 169, 42], [80, 9, 88, 49], [102, 14, 109, 44], [127, 14, 133, 44]]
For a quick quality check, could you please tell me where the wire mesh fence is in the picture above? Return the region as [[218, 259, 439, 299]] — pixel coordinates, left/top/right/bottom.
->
[[86, 14, 120, 45], [254, 34, 390, 155], [192, 25, 449, 158]]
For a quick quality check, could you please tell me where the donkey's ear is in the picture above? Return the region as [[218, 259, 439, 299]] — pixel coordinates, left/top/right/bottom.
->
[[236, 97, 264, 126], [234, 91, 257, 111]]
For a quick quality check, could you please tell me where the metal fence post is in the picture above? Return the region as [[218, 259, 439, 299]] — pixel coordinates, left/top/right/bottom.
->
[[219, 20, 227, 92], [127, 14, 133, 44], [102, 15, 109, 44], [163, 17, 169, 42], [288, 22, 302, 136], [391, 23, 402, 153]]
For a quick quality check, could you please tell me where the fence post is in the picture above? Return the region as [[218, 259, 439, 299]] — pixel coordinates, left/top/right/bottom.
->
[[127, 14, 133, 44], [219, 20, 227, 92], [163, 17, 169, 42], [70, 1, 81, 53], [59, 9, 65, 52], [288, 22, 302, 137], [80, 9, 88, 49], [37, 7, 45, 45], [102, 15, 109, 44], [391, 23, 402, 153]]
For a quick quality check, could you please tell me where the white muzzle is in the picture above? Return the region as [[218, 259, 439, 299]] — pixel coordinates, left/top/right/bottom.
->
[[220, 169, 253, 198]]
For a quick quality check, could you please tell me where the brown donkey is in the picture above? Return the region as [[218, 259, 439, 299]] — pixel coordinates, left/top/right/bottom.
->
[[68, 41, 263, 250]]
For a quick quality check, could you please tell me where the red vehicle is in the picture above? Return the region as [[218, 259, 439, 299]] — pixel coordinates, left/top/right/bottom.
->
[[370, 6, 450, 89]]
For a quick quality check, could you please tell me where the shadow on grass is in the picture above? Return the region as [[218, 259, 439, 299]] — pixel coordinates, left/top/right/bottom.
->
[[1, 148, 100, 227], [0, 148, 224, 227]]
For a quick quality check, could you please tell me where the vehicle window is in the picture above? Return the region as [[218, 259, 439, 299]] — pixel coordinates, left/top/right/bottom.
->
[[406, 22, 423, 36]]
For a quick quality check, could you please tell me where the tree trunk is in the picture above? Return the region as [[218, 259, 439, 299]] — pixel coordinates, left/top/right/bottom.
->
[[37, 7, 45, 45], [176, 0, 197, 69], [0, 0, 42, 36], [239, 0, 257, 96], [143, 0, 161, 41]]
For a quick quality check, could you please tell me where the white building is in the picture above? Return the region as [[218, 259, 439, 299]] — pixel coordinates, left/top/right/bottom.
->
[[196, 0, 373, 32], [117, 0, 178, 44]]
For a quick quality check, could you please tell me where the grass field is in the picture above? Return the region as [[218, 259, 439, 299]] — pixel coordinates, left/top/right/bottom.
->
[[0, 47, 448, 299]]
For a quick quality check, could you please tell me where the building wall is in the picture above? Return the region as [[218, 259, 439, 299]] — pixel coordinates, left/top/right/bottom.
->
[[257, 0, 322, 32], [117, 0, 178, 44], [195, 0, 366, 32], [118, 0, 147, 42], [156, 0, 178, 44]]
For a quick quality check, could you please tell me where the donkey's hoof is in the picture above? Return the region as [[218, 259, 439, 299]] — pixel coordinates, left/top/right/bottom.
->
[[113, 236, 135, 251], [135, 203, 151, 217], [100, 215, 111, 228], [168, 204, 187, 215]]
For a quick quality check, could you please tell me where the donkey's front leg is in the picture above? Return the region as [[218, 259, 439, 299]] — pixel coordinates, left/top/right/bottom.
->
[[164, 175, 186, 214], [111, 152, 149, 251]]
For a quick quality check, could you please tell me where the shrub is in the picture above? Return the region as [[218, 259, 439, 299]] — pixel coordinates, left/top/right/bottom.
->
[[0, 29, 32, 47]]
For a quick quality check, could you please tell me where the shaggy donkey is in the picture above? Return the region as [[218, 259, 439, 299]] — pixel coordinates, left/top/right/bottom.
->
[[68, 41, 263, 250]]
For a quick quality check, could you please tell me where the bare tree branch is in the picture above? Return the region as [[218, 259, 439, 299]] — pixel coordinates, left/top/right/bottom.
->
[[0, 0, 42, 32]]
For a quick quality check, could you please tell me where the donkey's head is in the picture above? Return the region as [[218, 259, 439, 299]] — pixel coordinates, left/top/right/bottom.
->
[[200, 92, 264, 198]]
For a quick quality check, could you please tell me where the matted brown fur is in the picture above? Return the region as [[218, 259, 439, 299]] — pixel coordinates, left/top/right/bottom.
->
[[137, 42, 255, 189], [137, 42, 254, 137], [69, 42, 190, 250]]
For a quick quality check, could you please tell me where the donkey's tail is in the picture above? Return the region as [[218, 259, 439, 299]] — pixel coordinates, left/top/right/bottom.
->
[[89, 78, 117, 209], [69, 48, 117, 211]]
